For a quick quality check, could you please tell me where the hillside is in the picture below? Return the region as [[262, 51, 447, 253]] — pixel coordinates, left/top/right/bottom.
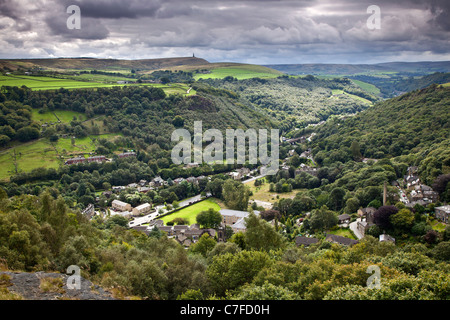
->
[[265, 61, 450, 98], [0, 57, 210, 72], [265, 61, 450, 76], [0, 57, 284, 79], [310, 84, 450, 185], [0, 84, 276, 181], [199, 75, 378, 131]]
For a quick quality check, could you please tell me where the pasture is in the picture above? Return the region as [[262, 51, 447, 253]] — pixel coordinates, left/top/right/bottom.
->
[[159, 198, 222, 225], [245, 177, 300, 204], [31, 109, 87, 124], [193, 65, 282, 80], [0, 133, 122, 181], [0, 74, 195, 96]]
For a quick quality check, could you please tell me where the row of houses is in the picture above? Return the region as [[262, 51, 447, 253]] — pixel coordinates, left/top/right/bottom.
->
[[64, 152, 136, 165], [133, 220, 217, 247], [295, 232, 395, 248], [107, 175, 209, 196], [65, 155, 107, 165], [131, 208, 260, 247]]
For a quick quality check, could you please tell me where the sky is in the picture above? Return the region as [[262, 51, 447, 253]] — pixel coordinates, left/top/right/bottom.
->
[[0, 0, 449, 64]]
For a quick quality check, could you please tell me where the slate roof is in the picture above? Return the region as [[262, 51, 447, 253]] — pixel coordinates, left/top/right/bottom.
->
[[325, 234, 358, 246], [295, 236, 319, 247]]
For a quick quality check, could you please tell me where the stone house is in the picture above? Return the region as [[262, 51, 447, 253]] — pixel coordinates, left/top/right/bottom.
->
[[111, 199, 132, 212]]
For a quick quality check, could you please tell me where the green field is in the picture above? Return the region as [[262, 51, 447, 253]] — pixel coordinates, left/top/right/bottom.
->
[[0, 74, 115, 90], [351, 79, 381, 96], [32, 109, 87, 124], [245, 177, 300, 204], [193, 65, 283, 80], [0, 74, 195, 96], [328, 228, 357, 240], [0, 133, 123, 181], [160, 198, 222, 225], [0, 139, 60, 180], [330, 89, 372, 104]]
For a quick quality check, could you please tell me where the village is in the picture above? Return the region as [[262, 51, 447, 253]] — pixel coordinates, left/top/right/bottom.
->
[[73, 130, 450, 252]]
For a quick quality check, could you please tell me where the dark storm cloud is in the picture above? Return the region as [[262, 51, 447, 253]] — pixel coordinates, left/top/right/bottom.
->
[[0, 0, 32, 31], [0, 0, 20, 19], [45, 15, 110, 40], [67, 0, 162, 19], [429, 0, 450, 31], [0, 0, 448, 63]]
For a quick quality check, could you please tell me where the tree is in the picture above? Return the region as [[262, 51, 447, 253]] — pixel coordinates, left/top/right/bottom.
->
[[351, 141, 362, 161], [390, 208, 415, 231], [0, 134, 10, 147], [344, 197, 360, 214], [308, 206, 338, 231], [373, 205, 398, 230], [232, 282, 299, 300], [244, 212, 285, 251], [222, 179, 250, 211], [229, 232, 246, 250], [328, 187, 346, 211], [432, 173, 450, 202], [206, 250, 271, 296], [431, 241, 450, 261], [196, 208, 223, 229], [289, 154, 302, 168], [423, 230, 439, 245], [190, 233, 216, 257], [172, 115, 185, 128], [105, 215, 128, 229], [16, 126, 39, 142], [259, 209, 281, 221]]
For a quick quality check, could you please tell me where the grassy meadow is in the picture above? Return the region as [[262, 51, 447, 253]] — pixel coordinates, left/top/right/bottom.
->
[[0, 74, 195, 96], [0, 133, 123, 181], [245, 177, 300, 204], [194, 65, 283, 80], [31, 109, 87, 124], [159, 198, 222, 225]]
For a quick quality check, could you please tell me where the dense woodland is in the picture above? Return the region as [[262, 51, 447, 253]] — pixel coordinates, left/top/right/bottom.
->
[[1, 190, 449, 300], [310, 85, 450, 186], [348, 72, 450, 98], [198, 76, 378, 132], [0, 75, 449, 300]]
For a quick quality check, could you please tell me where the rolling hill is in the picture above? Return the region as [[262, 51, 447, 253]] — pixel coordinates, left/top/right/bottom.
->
[[265, 61, 450, 76], [0, 57, 283, 78], [310, 84, 450, 185], [0, 57, 210, 72]]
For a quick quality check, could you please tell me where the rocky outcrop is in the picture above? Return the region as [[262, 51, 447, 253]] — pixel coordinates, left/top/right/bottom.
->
[[1, 271, 115, 300]]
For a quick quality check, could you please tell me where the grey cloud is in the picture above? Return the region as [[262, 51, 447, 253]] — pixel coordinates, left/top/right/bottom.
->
[[45, 15, 110, 40], [0, 0, 448, 63], [0, 0, 20, 19], [66, 0, 163, 19]]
